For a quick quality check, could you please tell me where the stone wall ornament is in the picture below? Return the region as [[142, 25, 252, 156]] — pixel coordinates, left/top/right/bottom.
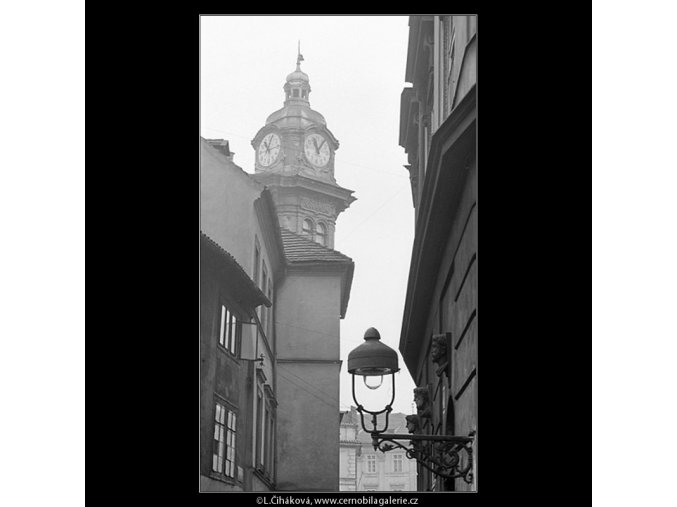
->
[[431, 333, 450, 378], [405, 414, 421, 435], [414, 386, 431, 421], [406, 414, 424, 453], [300, 197, 335, 216]]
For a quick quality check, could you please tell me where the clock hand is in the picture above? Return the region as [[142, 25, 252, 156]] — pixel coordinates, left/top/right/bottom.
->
[[313, 137, 320, 155], [318, 139, 326, 151]]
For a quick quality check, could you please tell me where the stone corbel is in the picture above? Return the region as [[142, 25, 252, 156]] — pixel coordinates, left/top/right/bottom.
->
[[406, 414, 424, 452], [413, 386, 432, 421], [431, 332, 451, 379], [406, 414, 422, 435]]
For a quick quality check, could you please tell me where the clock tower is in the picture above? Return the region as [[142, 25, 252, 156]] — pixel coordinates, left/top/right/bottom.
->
[[251, 52, 355, 249]]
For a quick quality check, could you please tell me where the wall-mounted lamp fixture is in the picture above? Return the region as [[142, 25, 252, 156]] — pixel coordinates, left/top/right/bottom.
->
[[347, 327, 475, 484]]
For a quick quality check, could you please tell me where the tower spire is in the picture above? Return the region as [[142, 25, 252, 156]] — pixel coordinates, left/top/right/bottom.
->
[[296, 40, 304, 70]]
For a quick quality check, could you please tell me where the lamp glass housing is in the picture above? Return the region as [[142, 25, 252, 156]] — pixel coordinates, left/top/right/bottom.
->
[[363, 375, 383, 390]]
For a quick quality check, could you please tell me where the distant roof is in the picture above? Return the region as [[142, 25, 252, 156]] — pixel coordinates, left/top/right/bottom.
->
[[340, 407, 359, 426], [204, 138, 232, 158], [340, 407, 411, 443], [356, 412, 410, 444], [280, 228, 353, 264]]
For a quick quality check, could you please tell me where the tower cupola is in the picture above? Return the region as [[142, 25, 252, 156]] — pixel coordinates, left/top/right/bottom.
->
[[283, 45, 311, 106]]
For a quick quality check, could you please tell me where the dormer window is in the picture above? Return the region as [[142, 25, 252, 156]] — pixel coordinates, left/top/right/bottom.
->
[[302, 219, 313, 238], [316, 222, 326, 246]]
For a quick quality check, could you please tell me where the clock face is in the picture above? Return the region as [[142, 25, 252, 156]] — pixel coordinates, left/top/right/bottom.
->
[[304, 133, 330, 168], [258, 133, 281, 167]]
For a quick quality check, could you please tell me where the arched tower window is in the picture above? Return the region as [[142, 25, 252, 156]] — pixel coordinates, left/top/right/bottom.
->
[[316, 222, 327, 246], [302, 219, 313, 238]]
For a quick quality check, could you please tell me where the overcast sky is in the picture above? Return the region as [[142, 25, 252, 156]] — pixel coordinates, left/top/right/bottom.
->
[[200, 15, 417, 415]]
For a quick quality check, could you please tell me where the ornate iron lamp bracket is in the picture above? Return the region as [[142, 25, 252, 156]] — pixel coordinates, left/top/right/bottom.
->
[[370, 431, 475, 484]]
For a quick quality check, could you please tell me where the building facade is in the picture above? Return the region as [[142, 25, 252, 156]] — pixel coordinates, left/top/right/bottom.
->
[[398, 15, 478, 492], [339, 408, 360, 491], [200, 52, 355, 492], [339, 407, 418, 492], [200, 138, 283, 491], [251, 54, 355, 492]]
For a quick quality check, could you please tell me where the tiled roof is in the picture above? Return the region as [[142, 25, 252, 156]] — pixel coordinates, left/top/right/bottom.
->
[[200, 231, 271, 308], [340, 407, 359, 426], [280, 228, 353, 264]]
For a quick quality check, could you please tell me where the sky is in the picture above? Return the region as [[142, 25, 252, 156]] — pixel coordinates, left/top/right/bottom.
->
[[200, 15, 417, 415]]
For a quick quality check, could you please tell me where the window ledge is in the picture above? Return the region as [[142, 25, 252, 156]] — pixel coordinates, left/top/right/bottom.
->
[[208, 471, 240, 486], [216, 344, 240, 362], [253, 467, 275, 489]]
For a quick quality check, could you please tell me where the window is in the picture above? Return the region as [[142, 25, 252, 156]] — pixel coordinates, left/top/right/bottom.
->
[[302, 219, 312, 238], [253, 239, 261, 286], [302, 90, 307, 99], [218, 305, 238, 355], [219, 305, 229, 348], [446, 33, 456, 117], [254, 381, 276, 479], [261, 262, 268, 331], [316, 223, 326, 246], [225, 410, 237, 477], [293, 89, 299, 97], [213, 403, 237, 478], [366, 454, 376, 473], [213, 403, 226, 473], [267, 282, 273, 336], [393, 454, 403, 473], [257, 389, 265, 468], [266, 404, 274, 473]]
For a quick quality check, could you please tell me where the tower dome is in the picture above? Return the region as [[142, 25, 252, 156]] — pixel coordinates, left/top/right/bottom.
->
[[286, 66, 309, 83]]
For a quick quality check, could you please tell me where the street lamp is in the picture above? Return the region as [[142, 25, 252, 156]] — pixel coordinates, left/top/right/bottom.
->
[[347, 327, 475, 484]]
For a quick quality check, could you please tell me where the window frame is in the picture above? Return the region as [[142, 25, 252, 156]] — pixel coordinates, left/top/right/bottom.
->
[[253, 380, 277, 481], [316, 222, 327, 246], [393, 453, 404, 473], [218, 302, 240, 357], [225, 410, 237, 478], [212, 402, 226, 474], [261, 262, 268, 332], [213, 401, 238, 479], [301, 218, 313, 238], [256, 387, 265, 469], [267, 281, 273, 337], [366, 454, 377, 474], [217, 298, 242, 359], [253, 237, 261, 286]]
